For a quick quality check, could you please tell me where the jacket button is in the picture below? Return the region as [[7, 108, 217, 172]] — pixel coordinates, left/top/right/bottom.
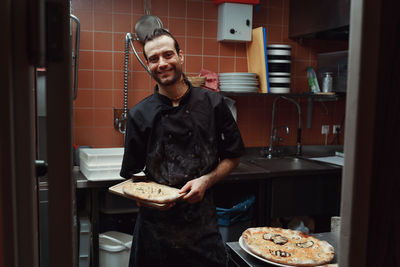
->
[[185, 110, 190, 114], [188, 131, 192, 136]]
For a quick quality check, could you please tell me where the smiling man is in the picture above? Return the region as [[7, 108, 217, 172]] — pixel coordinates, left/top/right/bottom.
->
[[145, 35, 183, 87], [120, 28, 244, 267]]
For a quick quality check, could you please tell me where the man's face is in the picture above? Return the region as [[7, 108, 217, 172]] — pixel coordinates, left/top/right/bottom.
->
[[144, 35, 184, 86]]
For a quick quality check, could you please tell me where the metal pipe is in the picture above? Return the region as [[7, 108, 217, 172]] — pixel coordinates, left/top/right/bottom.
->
[[273, 125, 290, 141], [123, 34, 130, 119], [117, 33, 153, 135], [70, 14, 80, 100], [128, 34, 152, 75], [282, 96, 302, 155], [268, 96, 302, 158], [268, 97, 282, 158], [282, 96, 302, 130], [115, 33, 132, 135]]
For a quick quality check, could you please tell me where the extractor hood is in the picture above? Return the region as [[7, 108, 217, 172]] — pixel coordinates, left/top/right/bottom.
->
[[289, 0, 350, 40]]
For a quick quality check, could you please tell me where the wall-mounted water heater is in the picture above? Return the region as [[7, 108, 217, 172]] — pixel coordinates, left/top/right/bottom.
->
[[217, 3, 253, 42]]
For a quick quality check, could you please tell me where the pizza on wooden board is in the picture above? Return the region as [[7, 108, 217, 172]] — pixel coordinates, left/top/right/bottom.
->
[[242, 227, 334, 266], [122, 181, 186, 204]]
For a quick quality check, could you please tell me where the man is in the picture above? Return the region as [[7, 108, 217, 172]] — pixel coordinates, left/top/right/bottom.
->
[[120, 28, 244, 267]]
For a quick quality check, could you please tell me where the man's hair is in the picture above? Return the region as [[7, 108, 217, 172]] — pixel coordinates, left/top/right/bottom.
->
[[143, 28, 181, 61]]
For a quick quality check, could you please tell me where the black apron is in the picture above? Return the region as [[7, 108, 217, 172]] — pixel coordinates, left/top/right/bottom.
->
[[129, 190, 228, 267], [122, 86, 244, 267]]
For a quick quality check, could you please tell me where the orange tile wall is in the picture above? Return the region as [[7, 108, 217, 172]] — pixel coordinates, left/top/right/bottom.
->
[[72, 0, 348, 148]]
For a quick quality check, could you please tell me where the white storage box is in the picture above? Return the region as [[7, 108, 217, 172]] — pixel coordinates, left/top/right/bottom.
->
[[99, 231, 132, 267], [79, 147, 124, 165], [80, 160, 124, 181], [217, 3, 253, 42], [79, 148, 124, 181]]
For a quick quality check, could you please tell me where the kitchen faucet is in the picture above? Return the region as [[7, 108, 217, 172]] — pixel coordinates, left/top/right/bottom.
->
[[272, 125, 290, 143], [267, 96, 302, 159]]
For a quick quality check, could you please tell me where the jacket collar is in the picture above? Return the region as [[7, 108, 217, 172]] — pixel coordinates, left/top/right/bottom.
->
[[154, 79, 193, 106]]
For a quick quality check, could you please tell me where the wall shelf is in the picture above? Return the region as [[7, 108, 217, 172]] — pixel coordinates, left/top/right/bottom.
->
[[221, 91, 345, 100], [221, 92, 346, 128]]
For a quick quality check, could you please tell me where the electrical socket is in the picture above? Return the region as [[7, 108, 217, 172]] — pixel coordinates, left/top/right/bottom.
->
[[333, 125, 341, 134], [321, 125, 329, 134]]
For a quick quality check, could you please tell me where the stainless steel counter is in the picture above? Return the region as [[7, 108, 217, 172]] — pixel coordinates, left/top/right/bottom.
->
[[74, 146, 343, 267], [74, 166, 123, 189], [75, 145, 343, 187]]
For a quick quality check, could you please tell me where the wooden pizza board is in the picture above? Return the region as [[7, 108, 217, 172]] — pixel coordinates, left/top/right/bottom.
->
[[108, 179, 169, 209], [246, 27, 269, 93]]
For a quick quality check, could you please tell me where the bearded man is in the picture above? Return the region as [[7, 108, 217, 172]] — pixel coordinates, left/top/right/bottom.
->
[[120, 28, 244, 267]]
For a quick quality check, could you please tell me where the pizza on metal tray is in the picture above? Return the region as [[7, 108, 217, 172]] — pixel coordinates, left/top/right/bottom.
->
[[122, 181, 185, 204], [242, 227, 334, 266]]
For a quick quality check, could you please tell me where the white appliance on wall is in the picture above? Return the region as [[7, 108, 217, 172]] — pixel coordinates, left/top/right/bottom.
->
[[217, 3, 253, 42]]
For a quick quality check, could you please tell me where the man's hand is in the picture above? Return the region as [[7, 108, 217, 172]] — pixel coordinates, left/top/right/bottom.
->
[[179, 175, 210, 204], [179, 157, 240, 204]]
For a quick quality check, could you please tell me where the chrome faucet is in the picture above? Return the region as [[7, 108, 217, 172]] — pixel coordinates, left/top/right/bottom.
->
[[272, 125, 290, 143], [267, 96, 302, 159]]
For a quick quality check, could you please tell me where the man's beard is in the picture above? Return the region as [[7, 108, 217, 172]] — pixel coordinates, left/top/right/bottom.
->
[[152, 66, 183, 86]]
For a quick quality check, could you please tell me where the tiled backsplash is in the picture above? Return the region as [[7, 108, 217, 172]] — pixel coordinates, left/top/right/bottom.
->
[[72, 0, 347, 148]]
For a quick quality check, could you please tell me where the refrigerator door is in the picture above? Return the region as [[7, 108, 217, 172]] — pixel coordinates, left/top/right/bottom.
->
[[0, 0, 76, 266]]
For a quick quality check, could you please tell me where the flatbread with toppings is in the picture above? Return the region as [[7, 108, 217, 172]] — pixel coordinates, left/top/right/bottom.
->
[[122, 181, 185, 204], [242, 227, 334, 266]]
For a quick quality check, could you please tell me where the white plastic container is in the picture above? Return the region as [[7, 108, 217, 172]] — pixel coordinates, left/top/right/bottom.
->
[[321, 72, 333, 92], [99, 231, 132, 267], [79, 148, 125, 181], [79, 160, 124, 181], [79, 147, 124, 165]]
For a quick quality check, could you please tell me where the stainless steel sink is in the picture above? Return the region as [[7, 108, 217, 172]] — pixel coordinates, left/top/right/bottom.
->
[[243, 145, 344, 174], [247, 156, 330, 173]]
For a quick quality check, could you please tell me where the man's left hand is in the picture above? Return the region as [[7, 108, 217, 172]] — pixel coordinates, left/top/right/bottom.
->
[[179, 175, 210, 204]]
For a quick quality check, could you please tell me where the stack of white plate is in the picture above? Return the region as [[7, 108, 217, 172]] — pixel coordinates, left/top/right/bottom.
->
[[219, 73, 259, 92]]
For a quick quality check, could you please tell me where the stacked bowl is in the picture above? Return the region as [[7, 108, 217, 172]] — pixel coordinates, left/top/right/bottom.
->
[[267, 44, 292, 93], [218, 72, 259, 93]]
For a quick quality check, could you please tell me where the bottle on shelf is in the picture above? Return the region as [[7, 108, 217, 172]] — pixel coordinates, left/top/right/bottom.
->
[[306, 67, 320, 93], [321, 72, 333, 93]]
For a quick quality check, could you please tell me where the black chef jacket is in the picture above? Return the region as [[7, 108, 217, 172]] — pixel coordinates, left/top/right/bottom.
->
[[120, 82, 244, 267]]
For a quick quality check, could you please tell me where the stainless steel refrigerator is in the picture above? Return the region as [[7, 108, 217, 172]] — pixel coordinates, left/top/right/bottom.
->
[[1, 0, 77, 266]]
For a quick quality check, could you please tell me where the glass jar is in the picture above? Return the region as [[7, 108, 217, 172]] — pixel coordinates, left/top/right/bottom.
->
[[322, 72, 333, 92]]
